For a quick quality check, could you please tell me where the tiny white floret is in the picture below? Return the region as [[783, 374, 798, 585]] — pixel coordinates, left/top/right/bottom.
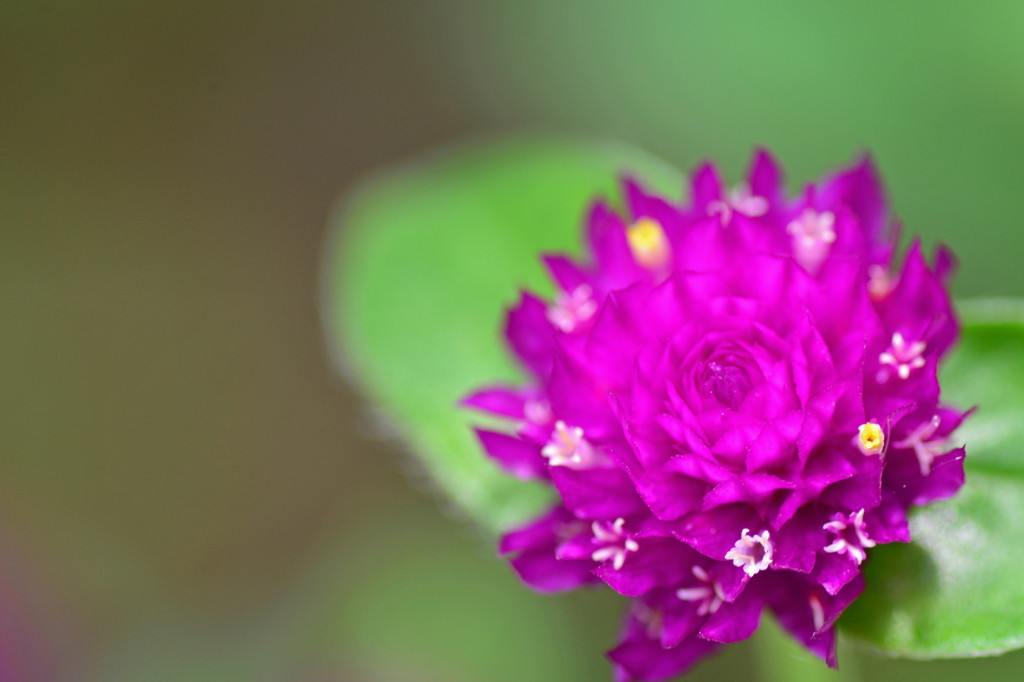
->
[[823, 508, 876, 565], [546, 285, 598, 333], [708, 183, 769, 225], [632, 602, 664, 639], [542, 420, 605, 469], [591, 517, 639, 571], [878, 332, 927, 381], [523, 398, 552, 426], [676, 565, 726, 616], [787, 208, 836, 273], [725, 528, 773, 576], [894, 414, 947, 475]]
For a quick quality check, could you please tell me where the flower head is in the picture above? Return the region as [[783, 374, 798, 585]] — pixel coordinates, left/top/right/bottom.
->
[[464, 150, 968, 680]]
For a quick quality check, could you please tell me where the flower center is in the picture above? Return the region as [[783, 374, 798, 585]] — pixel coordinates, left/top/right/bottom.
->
[[700, 360, 752, 408]]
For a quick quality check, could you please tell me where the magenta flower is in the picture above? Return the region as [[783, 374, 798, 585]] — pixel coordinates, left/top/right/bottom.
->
[[464, 150, 968, 680]]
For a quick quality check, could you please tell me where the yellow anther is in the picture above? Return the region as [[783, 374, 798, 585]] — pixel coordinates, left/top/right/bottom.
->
[[857, 422, 885, 455], [627, 218, 671, 269]]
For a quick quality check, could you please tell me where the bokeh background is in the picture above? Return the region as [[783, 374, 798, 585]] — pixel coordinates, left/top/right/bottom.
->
[[3, 2, 1024, 681]]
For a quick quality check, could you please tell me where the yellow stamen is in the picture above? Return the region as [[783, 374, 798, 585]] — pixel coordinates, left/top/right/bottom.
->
[[627, 218, 670, 269], [857, 422, 885, 455]]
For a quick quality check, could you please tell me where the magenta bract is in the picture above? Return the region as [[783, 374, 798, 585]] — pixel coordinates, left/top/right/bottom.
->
[[465, 150, 968, 680]]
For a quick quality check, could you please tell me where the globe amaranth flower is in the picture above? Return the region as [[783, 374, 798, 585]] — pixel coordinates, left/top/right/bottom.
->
[[464, 150, 969, 680]]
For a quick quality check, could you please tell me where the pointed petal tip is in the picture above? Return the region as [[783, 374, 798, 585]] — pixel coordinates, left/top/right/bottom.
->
[[691, 159, 721, 183], [619, 174, 645, 193], [934, 242, 958, 280], [586, 197, 619, 228], [855, 148, 876, 167], [751, 146, 778, 168]]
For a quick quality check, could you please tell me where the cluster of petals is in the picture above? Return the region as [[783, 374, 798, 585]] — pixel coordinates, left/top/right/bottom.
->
[[465, 150, 968, 680]]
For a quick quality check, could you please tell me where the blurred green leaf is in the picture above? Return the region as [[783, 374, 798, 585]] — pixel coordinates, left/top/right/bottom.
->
[[842, 300, 1024, 657], [298, 513, 619, 682], [324, 137, 683, 533]]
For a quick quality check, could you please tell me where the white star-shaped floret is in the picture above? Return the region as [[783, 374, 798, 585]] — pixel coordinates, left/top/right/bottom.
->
[[823, 508, 876, 565], [546, 285, 598, 333], [591, 518, 639, 571], [878, 332, 927, 381], [676, 565, 725, 616], [725, 528, 773, 576], [894, 415, 948, 475]]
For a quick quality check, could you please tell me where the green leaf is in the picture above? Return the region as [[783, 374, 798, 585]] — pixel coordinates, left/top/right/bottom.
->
[[323, 137, 682, 533], [841, 299, 1024, 657]]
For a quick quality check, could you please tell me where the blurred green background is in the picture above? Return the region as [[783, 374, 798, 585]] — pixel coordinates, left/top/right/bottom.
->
[[3, 2, 1023, 681]]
